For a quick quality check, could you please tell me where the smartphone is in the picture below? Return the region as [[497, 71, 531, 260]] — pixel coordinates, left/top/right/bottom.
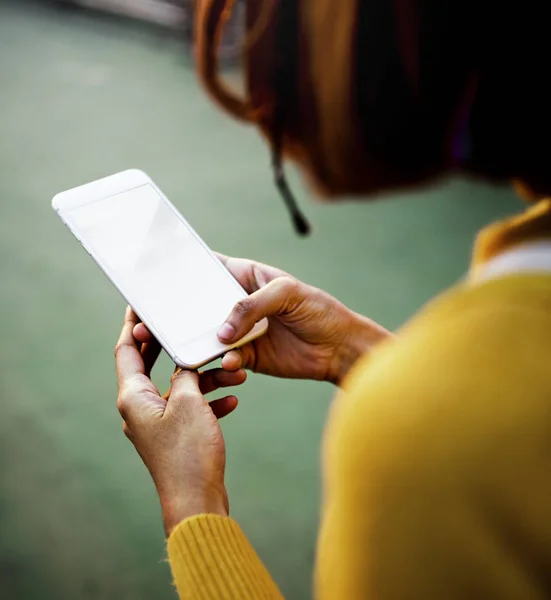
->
[[52, 169, 268, 369]]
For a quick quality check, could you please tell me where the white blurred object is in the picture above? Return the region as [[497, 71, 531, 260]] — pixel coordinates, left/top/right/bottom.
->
[[64, 0, 244, 61], [67, 0, 187, 28]]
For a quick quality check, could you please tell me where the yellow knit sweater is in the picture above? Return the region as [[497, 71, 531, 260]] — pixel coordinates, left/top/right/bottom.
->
[[167, 199, 551, 599]]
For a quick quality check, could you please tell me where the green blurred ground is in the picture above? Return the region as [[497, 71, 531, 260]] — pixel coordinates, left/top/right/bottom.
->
[[0, 1, 520, 598]]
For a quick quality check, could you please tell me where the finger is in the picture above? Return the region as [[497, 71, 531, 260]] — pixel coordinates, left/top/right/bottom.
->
[[209, 395, 238, 420], [134, 322, 154, 344], [165, 369, 203, 417], [131, 317, 160, 375], [199, 368, 247, 395], [141, 339, 162, 377], [218, 276, 301, 344], [115, 308, 145, 386], [221, 345, 257, 372], [221, 349, 243, 371], [214, 253, 286, 293], [162, 365, 183, 401]]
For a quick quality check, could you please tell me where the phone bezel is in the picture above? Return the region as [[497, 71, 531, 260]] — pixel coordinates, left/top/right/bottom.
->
[[52, 169, 268, 369]]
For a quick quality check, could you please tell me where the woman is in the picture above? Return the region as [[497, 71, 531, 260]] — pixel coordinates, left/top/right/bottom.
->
[[115, 0, 551, 597]]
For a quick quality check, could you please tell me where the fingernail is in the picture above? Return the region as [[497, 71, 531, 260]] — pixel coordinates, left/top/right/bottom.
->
[[218, 322, 236, 342]]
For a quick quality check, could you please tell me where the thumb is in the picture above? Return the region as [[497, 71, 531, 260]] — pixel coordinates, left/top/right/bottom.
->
[[218, 276, 302, 344], [165, 369, 205, 419]]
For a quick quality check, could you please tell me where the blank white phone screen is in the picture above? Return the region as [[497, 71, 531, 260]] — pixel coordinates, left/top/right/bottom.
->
[[64, 184, 244, 347]]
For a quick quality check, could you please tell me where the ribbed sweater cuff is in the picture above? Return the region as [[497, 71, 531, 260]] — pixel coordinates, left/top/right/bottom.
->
[[167, 514, 283, 600]]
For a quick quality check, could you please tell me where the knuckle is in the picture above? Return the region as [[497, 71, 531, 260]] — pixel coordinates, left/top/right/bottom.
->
[[277, 276, 300, 296], [122, 421, 132, 440], [117, 394, 129, 418], [114, 341, 130, 359], [175, 390, 203, 410], [234, 298, 253, 318], [183, 389, 203, 404]]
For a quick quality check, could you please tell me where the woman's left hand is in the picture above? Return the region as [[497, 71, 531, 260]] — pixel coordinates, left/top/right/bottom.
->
[[115, 307, 246, 535]]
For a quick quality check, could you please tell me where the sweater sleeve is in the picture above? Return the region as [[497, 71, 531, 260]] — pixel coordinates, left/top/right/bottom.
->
[[167, 514, 284, 600]]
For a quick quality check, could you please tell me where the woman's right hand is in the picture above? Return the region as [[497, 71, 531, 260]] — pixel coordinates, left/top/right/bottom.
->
[[213, 255, 392, 386], [134, 255, 392, 387]]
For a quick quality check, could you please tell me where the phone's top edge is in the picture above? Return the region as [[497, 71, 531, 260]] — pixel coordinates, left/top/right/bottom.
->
[[51, 168, 150, 210]]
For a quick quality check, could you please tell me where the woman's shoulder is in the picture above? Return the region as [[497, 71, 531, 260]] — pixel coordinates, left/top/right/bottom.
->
[[326, 273, 551, 475], [319, 275, 551, 600]]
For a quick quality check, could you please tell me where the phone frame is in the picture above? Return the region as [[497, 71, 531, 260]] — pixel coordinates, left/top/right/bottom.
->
[[52, 169, 268, 369]]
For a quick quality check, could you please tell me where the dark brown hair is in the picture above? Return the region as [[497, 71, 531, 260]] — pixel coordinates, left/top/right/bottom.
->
[[196, 0, 551, 199]]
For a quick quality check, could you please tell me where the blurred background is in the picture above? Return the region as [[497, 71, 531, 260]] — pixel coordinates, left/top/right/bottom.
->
[[0, 0, 520, 598]]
